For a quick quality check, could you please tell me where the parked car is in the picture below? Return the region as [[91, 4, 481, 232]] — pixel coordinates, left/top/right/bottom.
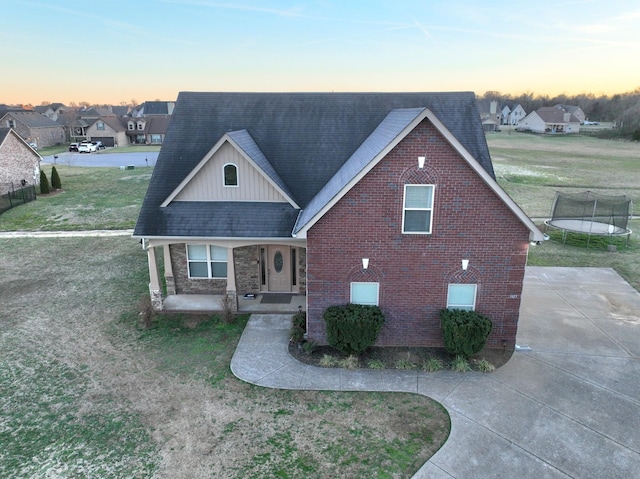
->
[[69, 143, 79, 152], [78, 141, 97, 153], [94, 141, 106, 150]]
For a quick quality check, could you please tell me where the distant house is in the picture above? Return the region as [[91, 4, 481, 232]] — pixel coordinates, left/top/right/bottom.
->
[[0, 111, 66, 148], [500, 103, 527, 126], [555, 104, 585, 124], [500, 105, 511, 125], [134, 92, 544, 350], [124, 117, 170, 144], [508, 104, 526, 125], [518, 107, 581, 134], [477, 100, 501, 131], [85, 117, 128, 147], [0, 128, 41, 195], [34, 103, 67, 122]]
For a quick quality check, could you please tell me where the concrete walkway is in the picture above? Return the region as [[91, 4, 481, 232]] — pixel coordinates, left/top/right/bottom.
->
[[231, 267, 640, 478]]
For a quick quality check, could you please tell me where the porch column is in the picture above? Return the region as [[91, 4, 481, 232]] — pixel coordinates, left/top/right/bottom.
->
[[163, 244, 175, 295], [226, 247, 238, 312], [147, 245, 163, 311]]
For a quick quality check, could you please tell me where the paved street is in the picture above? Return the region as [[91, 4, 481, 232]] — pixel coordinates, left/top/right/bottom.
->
[[41, 150, 159, 168]]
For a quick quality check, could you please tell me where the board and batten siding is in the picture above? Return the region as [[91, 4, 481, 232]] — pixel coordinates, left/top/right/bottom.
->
[[174, 141, 288, 202]]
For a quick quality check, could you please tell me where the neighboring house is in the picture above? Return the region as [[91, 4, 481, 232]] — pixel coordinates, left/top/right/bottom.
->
[[85, 117, 128, 147], [477, 100, 501, 131], [500, 105, 511, 125], [34, 103, 67, 121], [0, 111, 66, 148], [517, 107, 581, 134], [555, 104, 585, 124], [124, 117, 170, 144], [134, 92, 544, 350], [131, 101, 175, 117], [0, 128, 41, 195], [508, 104, 526, 125]]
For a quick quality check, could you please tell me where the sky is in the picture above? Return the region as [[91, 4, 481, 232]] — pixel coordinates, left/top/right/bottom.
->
[[2, 0, 639, 106]]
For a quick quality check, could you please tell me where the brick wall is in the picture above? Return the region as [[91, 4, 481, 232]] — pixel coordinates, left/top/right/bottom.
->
[[306, 119, 530, 349], [0, 132, 40, 193]]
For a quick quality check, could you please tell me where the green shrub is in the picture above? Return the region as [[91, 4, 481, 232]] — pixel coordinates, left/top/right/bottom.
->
[[452, 355, 471, 373], [395, 358, 415, 370], [302, 340, 317, 355], [39, 170, 50, 194], [323, 304, 385, 355], [475, 358, 495, 372], [290, 311, 306, 343], [367, 359, 385, 370], [51, 166, 61, 189], [422, 356, 443, 372], [439, 309, 493, 359], [319, 354, 337, 368], [339, 355, 359, 370]]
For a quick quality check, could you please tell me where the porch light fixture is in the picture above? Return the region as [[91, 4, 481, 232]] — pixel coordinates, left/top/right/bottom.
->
[[418, 156, 426, 169], [461, 259, 469, 271], [362, 258, 369, 269]]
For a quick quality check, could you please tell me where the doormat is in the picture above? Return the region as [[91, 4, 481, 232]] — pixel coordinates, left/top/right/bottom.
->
[[260, 294, 293, 304]]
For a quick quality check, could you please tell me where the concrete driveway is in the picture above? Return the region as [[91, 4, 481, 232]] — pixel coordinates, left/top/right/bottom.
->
[[231, 267, 640, 478]]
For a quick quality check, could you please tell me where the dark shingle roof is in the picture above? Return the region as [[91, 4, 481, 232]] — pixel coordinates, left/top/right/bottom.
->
[[535, 107, 580, 123], [135, 92, 492, 238], [141, 101, 172, 115], [0, 127, 11, 144], [158, 202, 300, 238], [1, 111, 61, 128]]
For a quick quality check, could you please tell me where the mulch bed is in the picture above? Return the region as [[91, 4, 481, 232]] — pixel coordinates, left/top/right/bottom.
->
[[288, 340, 513, 371]]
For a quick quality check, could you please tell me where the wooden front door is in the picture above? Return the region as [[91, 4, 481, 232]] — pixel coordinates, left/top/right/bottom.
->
[[267, 245, 291, 292]]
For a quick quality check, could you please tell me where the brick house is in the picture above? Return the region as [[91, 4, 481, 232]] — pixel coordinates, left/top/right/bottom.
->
[[0, 111, 66, 148], [134, 92, 544, 349], [0, 128, 41, 195]]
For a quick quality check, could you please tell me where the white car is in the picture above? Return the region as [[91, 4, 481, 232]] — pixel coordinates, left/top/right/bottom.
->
[[78, 142, 98, 153]]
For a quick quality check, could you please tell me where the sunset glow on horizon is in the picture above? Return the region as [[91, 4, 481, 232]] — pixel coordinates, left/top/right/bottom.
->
[[2, 1, 639, 106]]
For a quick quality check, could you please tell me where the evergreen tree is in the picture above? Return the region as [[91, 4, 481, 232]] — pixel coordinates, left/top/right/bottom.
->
[[39, 170, 50, 194], [51, 166, 61, 190]]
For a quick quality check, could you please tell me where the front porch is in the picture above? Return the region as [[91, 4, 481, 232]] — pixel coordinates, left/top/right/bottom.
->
[[162, 293, 306, 314]]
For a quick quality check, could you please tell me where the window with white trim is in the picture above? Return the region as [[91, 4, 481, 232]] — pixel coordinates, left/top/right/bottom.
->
[[96, 121, 105, 130], [350, 282, 379, 306], [223, 163, 238, 187], [402, 184, 434, 234], [447, 284, 477, 311], [187, 245, 228, 278]]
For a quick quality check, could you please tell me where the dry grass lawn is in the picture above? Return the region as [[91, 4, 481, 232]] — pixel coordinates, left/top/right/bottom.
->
[[0, 237, 450, 479]]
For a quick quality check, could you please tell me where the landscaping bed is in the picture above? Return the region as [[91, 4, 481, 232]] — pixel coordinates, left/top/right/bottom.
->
[[289, 341, 513, 372]]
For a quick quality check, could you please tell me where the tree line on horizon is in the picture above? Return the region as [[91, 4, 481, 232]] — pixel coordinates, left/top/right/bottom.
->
[[479, 87, 640, 138]]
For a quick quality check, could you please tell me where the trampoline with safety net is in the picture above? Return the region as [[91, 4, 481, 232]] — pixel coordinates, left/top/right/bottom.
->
[[544, 191, 633, 246]]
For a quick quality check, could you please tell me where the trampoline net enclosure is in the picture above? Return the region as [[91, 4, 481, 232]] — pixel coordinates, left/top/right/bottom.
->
[[545, 191, 633, 236]]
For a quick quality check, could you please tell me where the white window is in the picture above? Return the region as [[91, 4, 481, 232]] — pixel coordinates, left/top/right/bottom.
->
[[150, 134, 162, 144], [96, 121, 105, 130], [350, 282, 379, 306], [402, 184, 434, 234], [7, 119, 15, 128], [447, 284, 477, 311], [128, 121, 134, 130], [137, 122, 145, 130], [186, 245, 228, 279], [223, 163, 238, 187]]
